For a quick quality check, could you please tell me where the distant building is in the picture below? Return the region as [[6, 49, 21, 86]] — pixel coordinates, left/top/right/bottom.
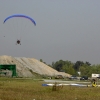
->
[[92, 74, 100, 78], [78, 71, 81, 76]]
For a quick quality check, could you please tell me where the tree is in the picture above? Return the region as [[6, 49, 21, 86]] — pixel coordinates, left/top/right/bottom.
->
[[85, 61, 91, 66], [62, 64, 76, 75], [73, 61, 85, 71]]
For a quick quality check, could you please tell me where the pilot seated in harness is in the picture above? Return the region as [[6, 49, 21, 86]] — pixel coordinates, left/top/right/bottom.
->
[[92, 79, 97, 87], [16, 39, 21, 45]]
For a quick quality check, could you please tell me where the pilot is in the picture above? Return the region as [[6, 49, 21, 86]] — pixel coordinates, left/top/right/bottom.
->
[[92, 79, 97, 87], [16, 40, 21, 45]]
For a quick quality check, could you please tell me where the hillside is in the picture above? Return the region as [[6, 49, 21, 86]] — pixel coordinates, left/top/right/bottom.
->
[[0, 55, 71, 77]]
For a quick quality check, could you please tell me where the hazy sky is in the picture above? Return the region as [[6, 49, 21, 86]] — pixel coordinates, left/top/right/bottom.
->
[[0, 0, 100, 65]]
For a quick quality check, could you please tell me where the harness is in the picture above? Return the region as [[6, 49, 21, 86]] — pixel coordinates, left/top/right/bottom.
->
[[92, 81, 97, 87]]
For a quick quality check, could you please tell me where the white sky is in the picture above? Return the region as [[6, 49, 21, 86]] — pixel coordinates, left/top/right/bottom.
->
[[0, 0, 100, 65]]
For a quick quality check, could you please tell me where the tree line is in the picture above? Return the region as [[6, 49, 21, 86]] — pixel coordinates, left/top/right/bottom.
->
[[40, 59, 100, 77]]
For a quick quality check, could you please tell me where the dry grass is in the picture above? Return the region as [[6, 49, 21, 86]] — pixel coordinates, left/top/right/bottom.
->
[[0, 77, 100, 100]]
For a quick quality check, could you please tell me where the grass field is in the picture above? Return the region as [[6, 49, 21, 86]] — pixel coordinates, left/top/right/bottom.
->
[[0, 77, 100, 100]]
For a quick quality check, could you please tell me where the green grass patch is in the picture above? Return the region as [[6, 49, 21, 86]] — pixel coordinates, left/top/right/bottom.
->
[[0, 77, 100, 100]]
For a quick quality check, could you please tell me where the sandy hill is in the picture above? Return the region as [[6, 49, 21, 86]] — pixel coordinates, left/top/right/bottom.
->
[[0, 55, 71, 77]]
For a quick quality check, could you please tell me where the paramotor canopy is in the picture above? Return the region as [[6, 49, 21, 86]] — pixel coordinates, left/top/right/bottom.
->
[[3, 14, 36, 26], [3, 14, 36, 45]]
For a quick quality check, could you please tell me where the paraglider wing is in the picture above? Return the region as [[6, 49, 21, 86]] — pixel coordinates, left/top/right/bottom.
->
[[3, 14, 36, 25]]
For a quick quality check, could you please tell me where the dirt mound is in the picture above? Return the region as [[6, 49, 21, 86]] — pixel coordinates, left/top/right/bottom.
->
[[0, 55, 71, 77]]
